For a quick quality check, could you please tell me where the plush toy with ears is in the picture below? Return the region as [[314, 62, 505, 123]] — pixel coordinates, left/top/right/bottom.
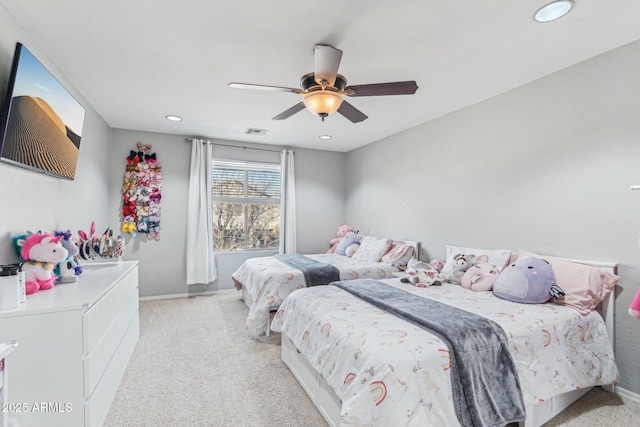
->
[[443, 254, 477, 284], [461, 263, 500, 292], [327, 225, 353, 253], [17, 233, 69, 294], [336, 231, 360, 256], [54, 230, 83, 283], [401, 258, 446, 287]]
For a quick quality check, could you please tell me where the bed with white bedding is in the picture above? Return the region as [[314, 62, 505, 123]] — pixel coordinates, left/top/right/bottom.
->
[[233, 237, 418, 338], [271, 255, 619, 427]]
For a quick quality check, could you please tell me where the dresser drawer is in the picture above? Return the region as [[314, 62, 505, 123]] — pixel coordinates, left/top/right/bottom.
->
[[84, 314, 139, 427], [84, 290, 138, 397], [83, 266, 139, 355]]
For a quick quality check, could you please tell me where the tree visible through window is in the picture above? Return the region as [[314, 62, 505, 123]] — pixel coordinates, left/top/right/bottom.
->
[[212, 159, 281, 251]]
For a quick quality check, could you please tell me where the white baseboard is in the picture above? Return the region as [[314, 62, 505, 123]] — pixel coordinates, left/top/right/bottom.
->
[[615, 386, 640, 404], [139, 288, 237, 301]]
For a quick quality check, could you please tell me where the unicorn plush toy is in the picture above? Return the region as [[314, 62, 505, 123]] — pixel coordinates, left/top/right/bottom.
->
[[17, 233, 69, 294]]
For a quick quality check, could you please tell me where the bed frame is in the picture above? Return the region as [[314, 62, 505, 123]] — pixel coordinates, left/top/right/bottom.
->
[[241, 238, 420, 337], [280, 256, 617, 427]]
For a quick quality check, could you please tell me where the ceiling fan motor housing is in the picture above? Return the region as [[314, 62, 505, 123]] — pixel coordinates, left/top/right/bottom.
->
[[300, 72, 347, 92]]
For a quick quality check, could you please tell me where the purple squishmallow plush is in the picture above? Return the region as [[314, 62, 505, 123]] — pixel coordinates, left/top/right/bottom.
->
[[336, 231, 360, 256], [493, 257, 565, 304]]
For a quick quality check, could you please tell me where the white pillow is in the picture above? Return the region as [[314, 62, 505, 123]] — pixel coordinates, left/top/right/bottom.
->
[[352, 236, 393, 263], [441, 245, 511, 274]]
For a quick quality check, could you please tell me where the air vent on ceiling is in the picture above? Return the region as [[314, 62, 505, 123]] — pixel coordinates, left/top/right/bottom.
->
[[245, 128, 268, 136]]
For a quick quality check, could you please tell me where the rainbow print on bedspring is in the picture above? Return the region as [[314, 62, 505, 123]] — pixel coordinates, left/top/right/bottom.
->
[[344, 373, 357, 385], [438, 349, 451, 371], [320, 323, 331, 337], [369, 381, 388, 406]]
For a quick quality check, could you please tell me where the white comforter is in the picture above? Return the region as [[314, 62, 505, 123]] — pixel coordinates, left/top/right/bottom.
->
[[233, 253, 396, 338], [271, 279, 618, 426]]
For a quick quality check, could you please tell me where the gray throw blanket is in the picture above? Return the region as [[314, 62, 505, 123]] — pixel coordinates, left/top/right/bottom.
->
[[274, 254, 340, 287], [334, 279, 526, 427]]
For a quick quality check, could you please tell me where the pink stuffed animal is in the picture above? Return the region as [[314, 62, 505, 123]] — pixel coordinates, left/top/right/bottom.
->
[[327, 225, 353, 253], [429, 259, 445, 272], [629, 287, 640, 319], [19, 233, 69, 294], [461, 263, 500, 292]]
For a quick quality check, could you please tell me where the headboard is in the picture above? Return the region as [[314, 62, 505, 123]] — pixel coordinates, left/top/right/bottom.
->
[[391, 238, 420, 259], [358, 235, 420, 268]]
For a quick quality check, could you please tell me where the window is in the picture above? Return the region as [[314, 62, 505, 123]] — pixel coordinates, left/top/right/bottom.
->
[[212, 159, 281, 251]]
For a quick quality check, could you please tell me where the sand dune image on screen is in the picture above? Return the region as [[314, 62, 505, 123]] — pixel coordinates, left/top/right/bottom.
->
[[2, 95, 80, 179]]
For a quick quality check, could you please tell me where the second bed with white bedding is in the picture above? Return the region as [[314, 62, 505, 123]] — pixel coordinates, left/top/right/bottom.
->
[[234, 253, 397, 338]]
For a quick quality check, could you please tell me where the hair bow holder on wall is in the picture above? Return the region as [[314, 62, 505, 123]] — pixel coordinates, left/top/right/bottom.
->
[[121, 142, 162, 239]]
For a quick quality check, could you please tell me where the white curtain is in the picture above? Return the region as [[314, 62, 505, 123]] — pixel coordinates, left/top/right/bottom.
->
[[186, 139, 217, 285], [279, 149, 297, 254]]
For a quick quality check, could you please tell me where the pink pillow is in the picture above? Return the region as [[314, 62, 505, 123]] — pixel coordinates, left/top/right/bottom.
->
[[511, 250, 619, 314], [381, 243, 414, 269]]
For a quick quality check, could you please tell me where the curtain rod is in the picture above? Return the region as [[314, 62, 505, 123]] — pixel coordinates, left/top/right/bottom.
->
[[184, 138, 288, 154]]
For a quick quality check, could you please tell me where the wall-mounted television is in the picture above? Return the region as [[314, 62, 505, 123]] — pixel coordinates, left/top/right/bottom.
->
[[0, 42, 86, 180]]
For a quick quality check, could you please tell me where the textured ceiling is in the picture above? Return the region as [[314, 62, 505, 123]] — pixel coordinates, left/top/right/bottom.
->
[[1, 0, 640, 152]]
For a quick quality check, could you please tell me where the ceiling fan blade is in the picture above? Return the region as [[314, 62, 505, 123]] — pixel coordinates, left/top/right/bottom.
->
[[314, 44, 343, 87], [337, 100, 368, 123], [272, 102, 306, 120], [345, 81, 419, 97], [228, 82, 301, 93]]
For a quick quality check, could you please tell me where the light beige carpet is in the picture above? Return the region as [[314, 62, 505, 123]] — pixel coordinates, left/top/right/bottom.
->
[[105, 291, 640, 427]]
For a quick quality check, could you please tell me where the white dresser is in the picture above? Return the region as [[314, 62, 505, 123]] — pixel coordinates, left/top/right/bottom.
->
[[0, 261, 139, 427], [0, 340, 17, 427]]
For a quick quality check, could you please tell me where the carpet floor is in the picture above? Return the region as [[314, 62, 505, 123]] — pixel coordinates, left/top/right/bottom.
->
[[104, 290, 640, 427]]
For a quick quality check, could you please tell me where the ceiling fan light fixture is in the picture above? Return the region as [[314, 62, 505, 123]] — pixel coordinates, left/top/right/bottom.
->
[[303, 90, 343, 121], [534, 1, 574, 23]]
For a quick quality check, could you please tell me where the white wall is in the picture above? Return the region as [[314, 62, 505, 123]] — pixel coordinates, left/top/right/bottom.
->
[[344, 40, 640, 395], [108, 129, 344, 297], [0, 7, 112, 265]]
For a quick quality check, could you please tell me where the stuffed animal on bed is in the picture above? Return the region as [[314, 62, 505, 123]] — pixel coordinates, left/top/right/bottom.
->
[[401, 258, 446, 287], [443, 253, 477, 284], [336, 231, 360, 256], [327, 224, 353, 253], [461, 263, 500, 291], [492, 257, 565, 304], [429, 259, 445, 272]]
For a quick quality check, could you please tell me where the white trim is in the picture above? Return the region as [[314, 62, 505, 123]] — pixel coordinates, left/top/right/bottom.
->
[[616, 386, 640, 404], [139, 288, 236, 301]]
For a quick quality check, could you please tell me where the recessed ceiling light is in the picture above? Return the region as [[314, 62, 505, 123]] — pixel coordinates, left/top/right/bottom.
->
[[319, 135, 332, 140], [534, 1, 574, 23], [165, 115, 183, 122]]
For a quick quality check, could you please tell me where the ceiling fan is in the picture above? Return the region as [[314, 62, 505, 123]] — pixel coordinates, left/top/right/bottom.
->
[[228, 44, 418, 123]]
